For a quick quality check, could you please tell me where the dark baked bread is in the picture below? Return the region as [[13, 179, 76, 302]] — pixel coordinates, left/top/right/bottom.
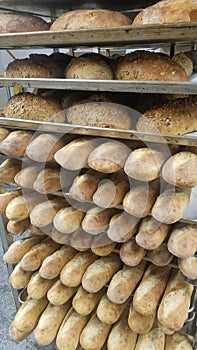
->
[[50, 9, 131, 30], [0, 12, 49, 33]]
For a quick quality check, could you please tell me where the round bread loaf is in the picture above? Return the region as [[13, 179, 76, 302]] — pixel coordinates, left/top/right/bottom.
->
[[50, 9, 131, 31], [172, 52, 193, 78], [3, 92, 64, 122], [0, 12, 49, 33], [132, 0, 197, 25], [115, 51, 187, 82], [64, 54, 113, 80]]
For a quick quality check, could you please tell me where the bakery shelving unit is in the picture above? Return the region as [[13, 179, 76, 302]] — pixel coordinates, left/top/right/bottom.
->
[[0, 1, 197, 349]]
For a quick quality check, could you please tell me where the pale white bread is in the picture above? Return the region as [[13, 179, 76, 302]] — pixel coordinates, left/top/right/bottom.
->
[[0, 12, 49, 33], [132, 0, 197, 25], [33, 168, 61, 194], [178, 255, 197, 279], [0, 130, 33, 157], [53, 207, 85, 234], [167, 222, 197, 258], [14, 166, 41, 189], [50, 9, 131, 31]]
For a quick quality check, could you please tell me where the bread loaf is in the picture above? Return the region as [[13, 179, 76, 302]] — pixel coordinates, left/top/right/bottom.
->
[[152, 188, 191, 224], [70, 229, 93, 251], [132, 0, 197, 25], [133, 264, 171, 316], [178, 256, 197, 279], [33, 168, 61, 194], [124, 147, 166, 182], [34, 302, 71, 346], [136, 96, 197, 135], [0, 130, 33, 156], [123, 179, 159, 218], [0, 12, 49, 33], [82, 253, 121, 293], [54, 137, 98, 170], [167, 222, 197, 258], [9, 263, 34, 289], [14, 166, 41, 189], [93, 171, 129, 208], [120, 239, 146, 266], [162, 151, 197, 188], [91, 232, 116, 256], [134, 322, 165, 350], [97, 294, 127, 324], [30, 199, 67, 227], [47, 280, 77, 306], [7, 218, 30, 235], [9, 323, 31, 341], [50, 9, 131, 31], [3, 236, 42, 264], [0, 158, 22, 184], [53, 207, 85, 234], [0, 127, 9, 141], [157, 270, 194, 331], [60, 251, 98, 287], [88, 140, 130, 173], [136, 216, 170, 250], [49, 227, 70, 244], [107, 261, 146, 304], [107, 211, 138, 243], [72, 286, 105, 316], [128, 303, 156, 335], [69, 170, 104, 202], [165, 332, 193, 350], [146, 243, 173, 266], [27, 272, 57, 299], [3, 92, 64, 122], [0, 190, 21, 213], [82, 207, 117, 235], [172, 52, 194, 78]]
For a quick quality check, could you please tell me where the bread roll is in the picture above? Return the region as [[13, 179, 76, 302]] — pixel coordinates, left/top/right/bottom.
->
[[34, 301, 71, 346], [50, 9, 131, 30], [91, 232, 116, 256], [124, 147, 166, 181], [7, 218, 30, 235], [93, 171, 129, 208], [133, 264, 171, 316], [134, 322, 165, 350], [56, 308, 89, 350], [30, 199, 67, 227], [107, 261, 146, 304], [128, 303, 156, 335], [107, 211, 138, 243], [14, 166, 41, 189], [157, 270, 194, 331], [123, 179, 159, 218], [69, 170, 104, 202], [72, 286, 105, 316], [54, 138, 98, 170], [0, 158, 22, 183], [20, 238, 61, 271], [0, 190, 21, 213], [132, 0, 197, 25], [136, 216, 170, 250], [165, 332, 193, 350], [0, 12, 49, 33], [6, 195, 31, 221], [88, 140, 130, 173], [136, 96, 197, 136], [70, 229, 93, 251], [167, 223, 197, 258], [9, 263, 34, 289], [116, 51, 187, 82], [82, 253, 121, 293], [162, 151, 197, 188], [80, 312, 112, 350], [60, 251, 98, 287], [47, 280, 77, 306], [13, 297, 48, 333], [152, 188, 191, 224], [146, 244, 173, 266], [82, 207, 117, 235], [0, 130, 33, 157], [39, 246, 76, 279], [97, 294, 127, 325], [3, 236, 42, 264], [53, 207, 85, 234], [3, 92, 64, 123], [0, 127, 9, 141], [119, 239, 146, 266], [107, 307, 137, 350], [9, 323, 31, 341], [178, 256, 197, 279], [33, 168, 61, 194], [27, 272, 57, 299]]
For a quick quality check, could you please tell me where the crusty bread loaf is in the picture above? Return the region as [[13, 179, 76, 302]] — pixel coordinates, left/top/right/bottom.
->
[[9, 263, 34, 289], [167, 222, 197, 258], [33, 168, 61, 194], [132, 0, 197, 25], [162, 151, 197, 188], [47, 280, 77, 306], [0, 12, 49, 33], [146, 243, 173, 266], [0, 129, 33, 157], [172, 52, 193, 78], [96, 294, 127, 325], [53, 207, 85, 234], [0, 189, 21, 214], [69, 229, 93, 251], [65, 54, 113, 80], [136, 96, 197, 135], [0, 158, 22, 184], [14, 166, 41, 189], [3, 92, 64, 122], [134, 322, 165, 350], [82, 207, 117, 235], [128, 303, 156, 335], [157, 269, 194, 332], [49, 226, 70, 244], [7, 218, 30, 235], [178, 256, 197, 279], [30, 199, 67, 228], [9, 323, 31, 341], [27, 272, 57, 299], [91, 232, 116, 256], [50, 9, 131, 31], [3, 236, 42, 264], [107, 212, 138, 243], [0, 127, 9, 141], [165, 332, 193, 350], [72, 286, 105, 316], [136, 217, 170, 250], [120, 239, 146, 266]]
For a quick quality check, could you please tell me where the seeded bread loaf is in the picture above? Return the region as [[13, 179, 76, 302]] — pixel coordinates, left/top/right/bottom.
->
[[0, 12, 49, 33]]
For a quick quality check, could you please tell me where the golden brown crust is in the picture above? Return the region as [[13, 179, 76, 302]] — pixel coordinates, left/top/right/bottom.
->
[[0, 12, 49, 33], [50, 9, 131, 31]]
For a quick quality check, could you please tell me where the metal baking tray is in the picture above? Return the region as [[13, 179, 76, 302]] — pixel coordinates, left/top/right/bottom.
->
[[0, 23, 196, 49], [0, 77, 197, 95], [0, 117, 197, 146]]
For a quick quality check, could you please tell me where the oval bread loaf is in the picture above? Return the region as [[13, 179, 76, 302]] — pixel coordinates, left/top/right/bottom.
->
[[0, 127, 9, 141], [9, 263, 34, 289], [167, 223, 197, 258], [27, 272, 57, 299], [178, 256, 197, 280], [0, 158, 22, 184], [30, 199, 67, 228], [72, 286, 105, 316], [3, 236, 42, 264], [70, 229, 93, 251], [107, 211, 138, 243], [0, 190, 21, 214], [82, 207, 117, 235], [0, 12, 49, 33], [47, 279, 77, 306], [7, 218, 30, 235], [96, 294, 127, 324], [91, 232, 116, 256], [33, 168, 61, 194], [9, 323, 31, 341], [14, 166, 41, 189], [165, 332, 193, 350], [146, 243, 173, 266], [128, 303, 156, 335], [53, 207, 85, 234], [119, 239, 146, 266], [0, 130, 33, 157], [134, 322, 165, 350]]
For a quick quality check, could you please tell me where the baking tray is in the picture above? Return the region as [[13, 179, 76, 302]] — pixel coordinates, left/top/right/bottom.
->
[[0, 23, 196, 49], [1, 77, 197, 95]]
